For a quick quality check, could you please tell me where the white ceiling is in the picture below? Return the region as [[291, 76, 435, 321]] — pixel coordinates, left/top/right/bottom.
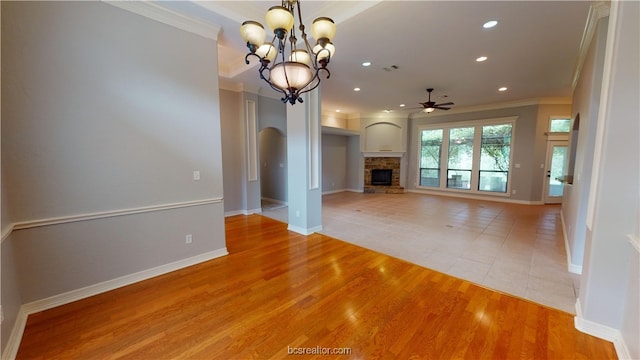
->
[[163, 1, 593, 116]]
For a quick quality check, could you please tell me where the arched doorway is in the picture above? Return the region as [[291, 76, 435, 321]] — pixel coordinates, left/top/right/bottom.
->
[[259, 127, 287, 210]]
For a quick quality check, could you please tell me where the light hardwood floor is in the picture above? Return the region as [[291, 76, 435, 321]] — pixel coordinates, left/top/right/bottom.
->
[[17, 215, 615, 359]]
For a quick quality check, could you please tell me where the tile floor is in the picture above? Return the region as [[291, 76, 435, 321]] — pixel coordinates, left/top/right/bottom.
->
[[260, 191, 580, 314]]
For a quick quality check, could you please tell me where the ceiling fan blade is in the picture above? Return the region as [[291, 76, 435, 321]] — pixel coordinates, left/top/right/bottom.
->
[[434, 106, 451, 110], [435, 102, 454, 107]]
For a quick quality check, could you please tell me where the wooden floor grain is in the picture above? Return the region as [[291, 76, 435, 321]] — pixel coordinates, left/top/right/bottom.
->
[[17, 215, 616, 359]]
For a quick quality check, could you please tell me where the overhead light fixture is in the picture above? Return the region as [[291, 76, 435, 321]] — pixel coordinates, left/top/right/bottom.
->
[[498, 86, 508, 92], [240, 1, 336, 105], [354, 87, 361, 92], [476, 56, 488, 62], [423, 107, 436, 113], [362, 61, 372, 67], [483, 20, 498, 28]]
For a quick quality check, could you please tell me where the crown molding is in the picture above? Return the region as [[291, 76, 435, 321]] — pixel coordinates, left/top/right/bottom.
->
[[103, 1, 221, 41], [571, 2, 610, 89]]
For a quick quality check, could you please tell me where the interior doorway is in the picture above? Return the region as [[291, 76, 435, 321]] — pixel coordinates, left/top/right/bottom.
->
[[259, 127, 288, 210], [543, 140, 569, 204]]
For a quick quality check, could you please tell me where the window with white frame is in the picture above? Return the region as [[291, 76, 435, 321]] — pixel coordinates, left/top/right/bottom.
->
[[417, 117, 516, 195]]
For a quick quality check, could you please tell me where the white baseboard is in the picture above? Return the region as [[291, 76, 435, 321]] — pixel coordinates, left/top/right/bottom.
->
[[245, 208, 262, 215], [261, 197, 287, 205], [287, 224, 323, 236], [560, 211, 583, 274], [406, 189, 544, 205], [574, 299, 631, 359], [1, 248, 228, 360], [224, 210, 245, 217], [322, 188, 363, 195]]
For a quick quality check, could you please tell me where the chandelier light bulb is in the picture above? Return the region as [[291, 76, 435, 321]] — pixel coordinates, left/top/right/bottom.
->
[[256, 42, 277, 62], [313, 42, 335, 61], [265, 6, 294, 35], [240, 21, 266, 48], [270, 62, 313, 91], [289, 49, 311, 66], [311, 17, 336, 42]]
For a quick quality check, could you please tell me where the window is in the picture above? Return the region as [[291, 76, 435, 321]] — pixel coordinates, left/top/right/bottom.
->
[[447, 127, 474, 189], [417, 117, 516, 196], [479, 124, 512, 192], [550, 118, 571, 132], [419, 129, 442, 187]]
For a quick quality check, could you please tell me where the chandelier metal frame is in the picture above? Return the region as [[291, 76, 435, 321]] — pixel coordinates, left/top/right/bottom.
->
[[241, 0, 335, 105]]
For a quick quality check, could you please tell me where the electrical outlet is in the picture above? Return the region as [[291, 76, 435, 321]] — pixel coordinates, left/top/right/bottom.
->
[[193, 170, 201, 181], [185, 234, 193, 244], [512, 189, 517, 194], [295, 210, 300, 217]]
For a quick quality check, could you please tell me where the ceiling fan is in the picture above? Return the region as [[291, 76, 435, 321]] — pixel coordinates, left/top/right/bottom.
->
[[412, 88, 454, 113]]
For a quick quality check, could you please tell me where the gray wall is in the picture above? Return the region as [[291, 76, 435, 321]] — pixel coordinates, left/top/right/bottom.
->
[[407, 105, 545, 202], [260, 127, 287, 202], [347, 136, 363, 191], [1, 1, 226, 350], [220, 89, 244, 213], [578, 2, 639, 357], [322, 134, 348, 192], [563, 17, 608, 270]]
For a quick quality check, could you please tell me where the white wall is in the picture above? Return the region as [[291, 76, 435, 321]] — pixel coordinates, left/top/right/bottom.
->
[[1, 1, 226, 352]]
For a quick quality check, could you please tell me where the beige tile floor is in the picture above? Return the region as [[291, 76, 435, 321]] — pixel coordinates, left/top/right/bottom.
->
[[260, 191, 580, 314]]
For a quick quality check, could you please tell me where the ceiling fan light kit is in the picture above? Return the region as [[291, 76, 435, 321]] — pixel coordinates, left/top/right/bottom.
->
[[416, 88, 455, 114], [240, 0, 336, 105]]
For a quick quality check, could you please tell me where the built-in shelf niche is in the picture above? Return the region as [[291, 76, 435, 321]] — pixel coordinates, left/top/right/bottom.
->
[[363, 122, 403, 153]]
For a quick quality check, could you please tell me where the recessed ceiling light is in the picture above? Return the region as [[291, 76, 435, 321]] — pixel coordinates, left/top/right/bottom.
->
[[476, 56, 488, 62], [362, 61, 372, 67], [354, 87, 361, 92], [400, 104, 405, 107], [483, 20, 498, 28], [336, 109, 341, 113], [383, 109, 392, 113], [498, 87, 508, 92]]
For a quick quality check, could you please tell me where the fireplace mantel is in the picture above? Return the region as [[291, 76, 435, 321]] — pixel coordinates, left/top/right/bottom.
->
[[362, 151, 405, 158]]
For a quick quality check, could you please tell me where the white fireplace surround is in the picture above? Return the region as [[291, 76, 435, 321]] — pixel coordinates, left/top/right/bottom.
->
[[362, 151, 405, 157]]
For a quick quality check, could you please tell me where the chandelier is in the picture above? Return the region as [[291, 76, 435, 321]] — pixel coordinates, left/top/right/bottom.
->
[[240, 0, 336, 105]]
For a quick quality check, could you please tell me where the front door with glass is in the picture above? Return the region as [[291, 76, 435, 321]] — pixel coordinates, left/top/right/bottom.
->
[[543, 140, 568, 204]]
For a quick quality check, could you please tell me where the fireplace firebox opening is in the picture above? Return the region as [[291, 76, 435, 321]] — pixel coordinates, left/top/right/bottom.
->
[[371, 169, 393, 186]]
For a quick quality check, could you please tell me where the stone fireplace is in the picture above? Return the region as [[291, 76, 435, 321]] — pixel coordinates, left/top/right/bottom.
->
[[364, 156, 404, 194]]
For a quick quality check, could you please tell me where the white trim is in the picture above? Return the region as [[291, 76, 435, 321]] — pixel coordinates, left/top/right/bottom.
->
[[11, 198, 223, 232], [322, 189, 350, 195], [2, 248, 228, 360], [574, 299, 631, 359], [287, 224, 323, 236], [103, 1, 221, 41], [586, 0, 618, 230], [1, 223, 15, 244], [628, 234, 640, 254], [245, 208, 262, 215], [2, 308, 28, 360], [561, 211, 583, 274], [572, 2, 610, 89], [362, 151, 404, 158], [407, 189, 544, 205], [224, 210, 246, 217], [245, 100, 258, 182]]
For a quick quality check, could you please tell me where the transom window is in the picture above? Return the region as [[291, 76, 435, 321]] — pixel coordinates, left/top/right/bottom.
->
[[417, 117, 516, 195]]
